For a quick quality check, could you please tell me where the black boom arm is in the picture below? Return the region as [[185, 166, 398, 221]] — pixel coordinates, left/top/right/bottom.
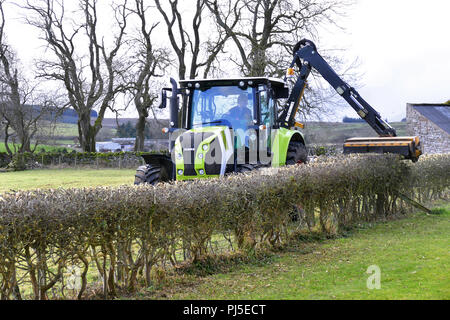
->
[[281, 39, 397, 137]]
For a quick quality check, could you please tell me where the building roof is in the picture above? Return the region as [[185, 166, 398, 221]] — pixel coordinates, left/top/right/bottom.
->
[[410, 104, 450, 134]]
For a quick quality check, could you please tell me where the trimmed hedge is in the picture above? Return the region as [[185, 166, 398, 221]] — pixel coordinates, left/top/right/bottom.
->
[[307, 144, 339, 157], [0, 154, 448, 299]]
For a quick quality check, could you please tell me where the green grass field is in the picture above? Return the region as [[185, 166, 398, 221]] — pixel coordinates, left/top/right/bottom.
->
[[0, 169, 135, 193], [162, 205, 449, 300]]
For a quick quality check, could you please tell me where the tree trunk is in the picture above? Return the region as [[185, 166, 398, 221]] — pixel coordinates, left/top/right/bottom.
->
[[134, 114, 146, 152], [248, 48, 267, 77], [3, 124, 13, 156], [18, 132, 32, 153], [78, 112, 96, 152]]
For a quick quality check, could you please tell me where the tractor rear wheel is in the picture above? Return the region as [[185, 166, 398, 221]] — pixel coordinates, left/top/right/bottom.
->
[[286, 141, 308, 165], [236, 164, 254, 174], [134, 164, 163, 186]]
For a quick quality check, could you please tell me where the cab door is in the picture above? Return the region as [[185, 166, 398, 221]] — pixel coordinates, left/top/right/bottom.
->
[[257, 85, 275, 164]]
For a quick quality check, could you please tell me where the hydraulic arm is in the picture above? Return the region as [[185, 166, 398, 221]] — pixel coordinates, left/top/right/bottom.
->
[[281, 39, 422, 162]]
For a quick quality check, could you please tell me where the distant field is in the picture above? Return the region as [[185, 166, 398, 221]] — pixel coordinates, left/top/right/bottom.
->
[[51, 122, 117, 145], [0, 143, 70, 153], [0, 122, 115, 152], [53, 122, 80, 137], [0, 169, 135, 193]]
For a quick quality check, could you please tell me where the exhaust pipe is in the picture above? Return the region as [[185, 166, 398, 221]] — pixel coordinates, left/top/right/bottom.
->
[[169, 78, 179, 130]]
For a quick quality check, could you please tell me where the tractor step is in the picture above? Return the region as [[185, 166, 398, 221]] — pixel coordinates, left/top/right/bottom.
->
[[343, 136, 422, 161]]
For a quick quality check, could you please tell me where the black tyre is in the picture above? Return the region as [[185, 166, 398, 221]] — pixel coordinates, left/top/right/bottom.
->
[[236, 163, 255, 174], [134, 164, 163, 186], [286, 141, 308, 165]]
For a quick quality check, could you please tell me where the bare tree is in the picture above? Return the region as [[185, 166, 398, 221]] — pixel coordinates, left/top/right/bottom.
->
[[23, 0, 130, 152], [154, 0, 231, 80], [206, 0, 358, 120], [0, 0, 59, 156], [126, 0, 170, 151], [207, 0, 349, 77]]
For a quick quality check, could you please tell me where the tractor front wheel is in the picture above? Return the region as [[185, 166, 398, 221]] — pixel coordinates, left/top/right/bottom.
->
[[236, 163, 264, 174], [286, 141, 308, 165], [134, 164, 164, 186]]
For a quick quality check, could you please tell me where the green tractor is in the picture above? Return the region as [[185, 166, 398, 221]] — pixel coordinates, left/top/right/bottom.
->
[[135, 39, 422, 185], [135, 76, 308, 185]]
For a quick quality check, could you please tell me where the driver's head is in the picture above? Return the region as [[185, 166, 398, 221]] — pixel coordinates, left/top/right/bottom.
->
[[237, 94, 248, 108]]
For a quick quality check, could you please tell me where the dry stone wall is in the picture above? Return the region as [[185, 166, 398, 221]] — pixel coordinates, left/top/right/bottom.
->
[[406, 104, 450, 154]]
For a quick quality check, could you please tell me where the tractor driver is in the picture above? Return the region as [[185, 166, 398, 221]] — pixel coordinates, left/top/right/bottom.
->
[[223, 93, 253, 128]]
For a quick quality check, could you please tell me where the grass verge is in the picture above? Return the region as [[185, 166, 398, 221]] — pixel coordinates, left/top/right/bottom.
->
[[137, 204, 449, 300]]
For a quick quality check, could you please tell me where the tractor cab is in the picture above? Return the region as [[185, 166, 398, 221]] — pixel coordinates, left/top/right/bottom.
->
[[179, 78, 288, 132], [177, 78, 290, 158]]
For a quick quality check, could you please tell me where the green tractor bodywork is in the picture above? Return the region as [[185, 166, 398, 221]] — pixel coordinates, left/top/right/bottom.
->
[[271, 127, 305, 168], [135, 77, 307, 185], [174, 125, 234, 181], [173, 125, 305, 181]]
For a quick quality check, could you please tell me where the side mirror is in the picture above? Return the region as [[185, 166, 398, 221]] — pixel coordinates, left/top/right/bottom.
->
[[169, 78, 179, 129], [273, 87, 290, 99]]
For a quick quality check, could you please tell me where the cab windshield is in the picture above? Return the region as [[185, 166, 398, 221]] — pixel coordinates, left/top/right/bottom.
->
[[190, 86, 254, 129]]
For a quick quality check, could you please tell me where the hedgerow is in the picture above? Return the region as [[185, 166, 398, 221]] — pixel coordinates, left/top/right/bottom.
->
[[0, 151, 167, 170], [0, 154, 448, 299]]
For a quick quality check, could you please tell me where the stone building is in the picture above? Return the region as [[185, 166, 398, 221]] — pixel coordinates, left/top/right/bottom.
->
[[406, 103, 450, 154]]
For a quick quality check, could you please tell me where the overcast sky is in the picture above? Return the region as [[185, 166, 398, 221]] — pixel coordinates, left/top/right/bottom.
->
[[323, 0, 450, 121], [3, 0, 450, 122]]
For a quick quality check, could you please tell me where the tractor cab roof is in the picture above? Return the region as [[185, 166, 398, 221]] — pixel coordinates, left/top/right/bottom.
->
[[179, 77, 287, 89]]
